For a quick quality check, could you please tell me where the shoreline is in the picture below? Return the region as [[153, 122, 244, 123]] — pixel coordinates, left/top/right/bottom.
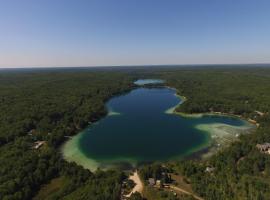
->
[[61, 128, 139, 171], [61, 82, 256, 170], [166, 89, 256, 159], [194, 122, 254, 159], [61, 130, 100, 171], [165, 84, 255, 124]]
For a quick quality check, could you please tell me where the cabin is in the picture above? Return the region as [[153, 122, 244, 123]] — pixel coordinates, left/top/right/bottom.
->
[[256, 143, 270, 154]]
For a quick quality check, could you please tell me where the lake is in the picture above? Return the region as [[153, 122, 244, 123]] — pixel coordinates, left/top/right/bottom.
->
[[134, 79, 164, 85], [62, 80, 253, 170]]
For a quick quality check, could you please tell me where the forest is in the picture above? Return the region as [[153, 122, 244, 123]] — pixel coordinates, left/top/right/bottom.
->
[[0, 69, 134, 200], [1, 66, 270, 199]]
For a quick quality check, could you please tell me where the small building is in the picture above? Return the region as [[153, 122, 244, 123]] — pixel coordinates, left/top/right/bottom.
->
[[256, 143, 270, 154], [148, 178, 155, 186]]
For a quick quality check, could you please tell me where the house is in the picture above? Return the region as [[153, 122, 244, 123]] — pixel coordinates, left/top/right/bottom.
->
[[256, 143, 270, 154], [148, 178, 155, 186]]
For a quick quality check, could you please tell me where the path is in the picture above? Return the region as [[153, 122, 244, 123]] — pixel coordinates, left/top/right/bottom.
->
[[170, 185, 204, 200], [125, 171, 143, 197]]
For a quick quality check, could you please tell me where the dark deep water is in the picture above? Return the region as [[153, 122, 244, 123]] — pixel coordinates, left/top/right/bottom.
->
[[75, 83, 249, 169]]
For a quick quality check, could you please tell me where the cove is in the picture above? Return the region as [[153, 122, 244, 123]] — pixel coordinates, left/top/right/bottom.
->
[[62, 80, 253, 171]]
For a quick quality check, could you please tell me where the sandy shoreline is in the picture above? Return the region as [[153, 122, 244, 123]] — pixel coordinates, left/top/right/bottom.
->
[[195, 122, 254, 159], [165, 93, 186, 114], [125, 171, 143, 197], [61, 131, 100, 171], [165, 89, 255, 159], [61, 133, 139, 171], [61, 85, 255, 170]]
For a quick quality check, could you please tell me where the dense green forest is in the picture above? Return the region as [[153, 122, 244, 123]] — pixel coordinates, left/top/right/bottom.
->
[[0, 70, 134, 200], [1, 66, 270, 200]]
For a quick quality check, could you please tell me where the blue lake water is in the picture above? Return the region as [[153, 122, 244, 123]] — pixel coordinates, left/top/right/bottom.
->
[[134, 79, 164, 85], [66, 84, 251, 169]]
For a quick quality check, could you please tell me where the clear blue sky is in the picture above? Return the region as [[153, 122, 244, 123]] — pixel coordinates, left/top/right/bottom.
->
[[0, 0, 270, 67]]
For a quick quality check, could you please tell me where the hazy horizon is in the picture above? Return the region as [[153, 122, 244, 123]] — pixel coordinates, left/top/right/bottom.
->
[[1, 63, 270, 70], [1, 0, 270, 68]]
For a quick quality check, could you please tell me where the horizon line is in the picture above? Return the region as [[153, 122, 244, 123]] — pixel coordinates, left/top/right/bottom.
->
[[0, 62, 270, 70]]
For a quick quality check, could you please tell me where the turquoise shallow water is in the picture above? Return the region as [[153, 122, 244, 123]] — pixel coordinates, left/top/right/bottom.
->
[[66, 86, 252, 169]]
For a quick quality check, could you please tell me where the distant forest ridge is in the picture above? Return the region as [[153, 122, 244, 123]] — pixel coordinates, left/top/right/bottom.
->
[[1, 63, 270, 72]]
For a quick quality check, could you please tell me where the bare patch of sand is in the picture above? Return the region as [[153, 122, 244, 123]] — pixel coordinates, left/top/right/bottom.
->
[[125, 171, 143, 197]]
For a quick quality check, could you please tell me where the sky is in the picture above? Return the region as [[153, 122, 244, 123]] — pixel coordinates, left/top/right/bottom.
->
[[0, 0, 270, 68]]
